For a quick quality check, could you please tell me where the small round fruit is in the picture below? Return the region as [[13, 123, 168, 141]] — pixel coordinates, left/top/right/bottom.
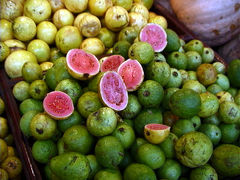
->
[[198, 124, 222, 146], [0, 117, 8, 139], [22, 62, 43, 82], [171, 119, 195, 137], [170, 89, 201, 118], [0, 98, 5, 115], [87, 107, 118, 137], [0, 0, 23, 21], [167, 51, 187, 70], [30, 113, 57, 140], [128, 41, 154, 64], [157, 159, 182, 180], [53, 9, 74, 29], [89, 0, 113, 16], [4, 50, 37, 78], [113, 40, 131, 59], [219, 123, 240, 144], [0, 42, 10, 62], [227, 59, 240, 88], [128, 12, 147, 31], [55, 26, 83, 54], [134, 0, 153, 10], [175, 132, 213, 168], [0, 19, 13, 41], [43, 91, 74, 120], [118, 26, 138, 44], [13, 16, 36, 42], [124, 163, 157, 180], [164, 29, 181, 52], [219, 101, 240, 124], [98, 28, 116, 48], [20, 110, 39, 137], [64, 0, 88, 13], [158, 133, 178, 159], [1, 156, 22, 178], [78, 14, 101, 37], [24, 0, 51, 23], [165, 68, 182, 88], [148, 15, 168, 29], [144, 124, 170, 144], [12, 81, 30, 101], [190, 164, 218, 180], [37, 21, 57, 45], [130, 3, 149, 20], [120, 94, 141, 119], [29, 80, 48, 100], [19, 98, 43, 114], [213, 61, 226, 74], [185, 51, 202, 70], [184, 40, 204, 54], [40, 62, 53, 71], [80, 38, 105, 56], [105, 6, 129, 32], [95, 136, 124, 168], [197, 63, 217, 86], [202, 47, 214, 63], [48, 0, 65, 12], [32, 140, 57, 163], [0, 168, 8, 180]]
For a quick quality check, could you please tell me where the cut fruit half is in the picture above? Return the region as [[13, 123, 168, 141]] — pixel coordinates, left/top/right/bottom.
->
[[117, 59, 144, 91], [139, 23, 167, 52], [144, 123, 170, 144], [100, 55, 125, 72], [99, 71, 128, 111], [66, 49, 100, 80], [43, 91, 74, 120]]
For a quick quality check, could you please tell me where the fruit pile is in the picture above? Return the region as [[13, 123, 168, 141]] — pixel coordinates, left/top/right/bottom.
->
[[0, 0, 240, 180], [0, 97, 22, 179]]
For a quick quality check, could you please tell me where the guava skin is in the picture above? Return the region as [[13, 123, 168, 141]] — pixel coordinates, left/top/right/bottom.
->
[[175, 132, 213, 168]]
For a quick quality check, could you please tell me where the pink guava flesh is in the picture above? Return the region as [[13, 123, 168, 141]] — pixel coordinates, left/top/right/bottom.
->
[[67, 49, 100, 76], [117, 59, 144, 91], [43, 91, 74, 119], [139, 23, 167, 52], [101, 55, 125, 72], [145, 124, 170, 130], [100, 71, 128, 111]]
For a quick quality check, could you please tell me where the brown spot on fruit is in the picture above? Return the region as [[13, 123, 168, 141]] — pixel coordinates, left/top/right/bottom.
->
[[146, 131, 150, 136], [143, 91, 150, 96], [173, 71, 178, 77], [36, 128, 43, 134], [118, 127, 125, 132], [230, 24, 236, 31], [212, 29, 219, 36], [235, 3, 240, 12], [83, 73, 89, 78]]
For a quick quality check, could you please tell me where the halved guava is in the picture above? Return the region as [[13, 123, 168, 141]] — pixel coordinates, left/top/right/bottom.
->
[[43, 91, 74, 120], [139, 23, 167, 52], [117, 59, 144, 91], [100, 55, 125, 72], [144, 123, 170, 144], [99, 71, 128, 111], [66, 49, 100, 80]]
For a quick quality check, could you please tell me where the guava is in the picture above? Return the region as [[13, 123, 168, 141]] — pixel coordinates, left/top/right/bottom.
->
[[105, 6, 129, 32], [158, 133, 178, 159], [22, 62, 43, 82], [139, 23, 167, 52], [40, 62, 53, 72], [165, 68, 182, 88], [1, 156, 22, 178], [19, 98, 43, 114], [167, 51, 188, 70], [197, 63, 217, 86], [118, 26, 138, 44], [99, 71, 128, 111], [88, 72, 104, 92], [113, 40, 131, 59], [64, 0, 88, 13], [78, 14, 101, 37], [53, 9, 74, 29], [182, 80, 206, 94], [198, 124, 222, 146], [202, 47, 214, 63], [13, 16, 36, 42], [216, 91, 234, 103], [213, 61, 226, 74], [94, 169, 122, 180], [185, 51, 202, 70], [29, 80, 48, 100], [48, 0, 65, 12], [130, 3, 149, 20], [190, 164, 218, 180], [20, 110, 39, 137], [227, 59, 240, 88], [120, 94, 142, 119], [24, 0, 51, 23], [211, 144, 240, 177], [218, 101, 240, 124], [66, 49, 100, 80], [55, 79, 82, 105], [157, 159, 182, 180], [0, 0, 23, 21], [86, 155, 102, 179], [144, 124, 170, 144], [0, 42, 10, 62], [43, 91, 74, 120], [100, 55, 124, 72], [128, 41, 154, 64], [95, 136, 124, 168], [0, 168, 8, 180], [149, 15, 168, 29], [184, 40, 204, 55], [4, 50, 37, 78], [80, 37, 105, 56], [4, 39, 26, 52], [175, 132, 213, 168], [73, 12, 90, 28], [45, 57, 72, 90], [37, 21, 58, 45], [87, 107, 118, 137], [0, 19, 13, 41], [128, 12, 147, 31], [215, 74, 230, 91], [89, 0, 113, 16], [55, 26, 83, 54], [97, 27, 116, 48], [117, 59, 144, 91], [171, 119, 195, 137]]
